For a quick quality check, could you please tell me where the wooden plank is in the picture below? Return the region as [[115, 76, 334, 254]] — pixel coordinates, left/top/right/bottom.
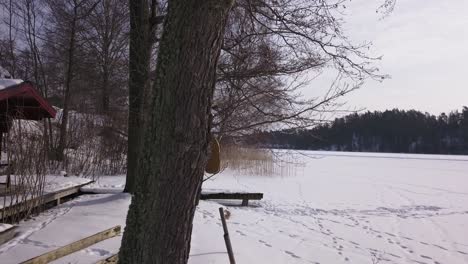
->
[[95, 254, 119, 264], [0, 225, 17, 245], [20, 225, 121, 264], [200, 192, 263, 201], [0, 181, 94, 220]]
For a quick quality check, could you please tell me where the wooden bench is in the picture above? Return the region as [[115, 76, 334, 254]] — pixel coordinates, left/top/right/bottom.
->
[[200, 192, 263, 206]]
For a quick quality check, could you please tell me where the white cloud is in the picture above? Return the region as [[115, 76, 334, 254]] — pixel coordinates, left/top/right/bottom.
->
[[303, 0, 468, 114]]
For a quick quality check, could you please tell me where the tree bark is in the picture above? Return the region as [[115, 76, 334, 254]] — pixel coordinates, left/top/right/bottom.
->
[[124, 0, 151, 193], [57, 3, 78, 161], [119, 0, 233, 263]]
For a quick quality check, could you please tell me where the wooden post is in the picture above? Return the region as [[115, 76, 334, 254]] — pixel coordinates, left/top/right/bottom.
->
[[0, 131, 9, 189], [219, 207, 236, 264], [241, 199, 248, 206]]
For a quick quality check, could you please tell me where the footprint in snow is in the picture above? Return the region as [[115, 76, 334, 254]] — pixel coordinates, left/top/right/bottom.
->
[[388, 253, 402, 259], [258, 240, 272, 247], [235, 230, 246, 236], [284, 250, 301, 259], [420, 255, 432, 259], [432, 244, 448, 251], [457, 251, 468, 255], [84, 248, 111, 257]]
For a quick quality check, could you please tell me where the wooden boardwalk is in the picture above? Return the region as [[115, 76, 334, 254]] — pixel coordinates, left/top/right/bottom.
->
[[0, 181, 94, 221], [0, 225, 16, 246]]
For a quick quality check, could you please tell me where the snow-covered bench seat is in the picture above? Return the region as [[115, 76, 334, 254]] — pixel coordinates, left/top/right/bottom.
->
[[200, 191, 263, 206]]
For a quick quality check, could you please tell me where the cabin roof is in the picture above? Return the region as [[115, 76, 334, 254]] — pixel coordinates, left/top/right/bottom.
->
[[0, 80, 56, 122]]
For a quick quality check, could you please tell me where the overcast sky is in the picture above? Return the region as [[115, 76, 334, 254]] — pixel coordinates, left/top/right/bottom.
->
[[305, 0, 468, 115]]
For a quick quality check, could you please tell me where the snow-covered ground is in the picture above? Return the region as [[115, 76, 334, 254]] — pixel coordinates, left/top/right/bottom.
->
[[1, 151, 468, 264]]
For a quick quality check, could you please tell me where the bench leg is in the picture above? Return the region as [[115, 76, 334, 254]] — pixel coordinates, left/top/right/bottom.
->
[[241, 199, 249, 206], [6, 175, 10, 189]]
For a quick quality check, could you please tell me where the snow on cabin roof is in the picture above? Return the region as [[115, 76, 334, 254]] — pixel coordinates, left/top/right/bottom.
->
[[0, 79, 24, 90]]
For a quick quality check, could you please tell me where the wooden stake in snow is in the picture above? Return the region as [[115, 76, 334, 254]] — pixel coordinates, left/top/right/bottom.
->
[[20, 225, 121, 264], [219, 207, 236, 264]]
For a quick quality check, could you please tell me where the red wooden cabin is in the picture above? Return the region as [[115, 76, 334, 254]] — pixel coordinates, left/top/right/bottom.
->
[[0, 79, 56, 188], [0, 80, 56, 133]]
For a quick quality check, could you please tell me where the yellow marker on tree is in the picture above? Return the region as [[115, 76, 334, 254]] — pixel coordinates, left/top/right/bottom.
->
[[205, 138, 221, 174]]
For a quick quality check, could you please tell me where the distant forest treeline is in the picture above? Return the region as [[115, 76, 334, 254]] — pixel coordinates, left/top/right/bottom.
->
[[252, 107, 468, 155]]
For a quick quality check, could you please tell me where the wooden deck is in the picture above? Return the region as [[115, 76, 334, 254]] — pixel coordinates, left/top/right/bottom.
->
[[0, 181, 94, 221], [0, 225, 17, 246]]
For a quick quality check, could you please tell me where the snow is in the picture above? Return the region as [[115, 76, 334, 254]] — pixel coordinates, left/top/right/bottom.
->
[[1, 151, 468, 264], [0, 67, 12, 79], [0, 79, 23, 90], [0, 194, 130, 262], [81, 175, 126, 194], [0, 224, 13, 233]]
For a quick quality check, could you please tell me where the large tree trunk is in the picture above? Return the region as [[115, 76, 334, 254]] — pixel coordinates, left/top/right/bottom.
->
[[119, 0, 233, 263], [124, 0, 151, 193]]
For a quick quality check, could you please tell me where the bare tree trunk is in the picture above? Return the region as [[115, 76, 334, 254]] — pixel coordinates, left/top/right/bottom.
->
[[101, 65, 110, 113], [57, 4, 78, 161], [124, 0, 152, 193], [8, 0, 16, 77], [119, 0, 233, 262], [99, 0, 111, 114]]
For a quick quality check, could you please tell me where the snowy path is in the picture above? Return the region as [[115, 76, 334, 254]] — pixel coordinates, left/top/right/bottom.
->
[[0, 151, 467, 264]]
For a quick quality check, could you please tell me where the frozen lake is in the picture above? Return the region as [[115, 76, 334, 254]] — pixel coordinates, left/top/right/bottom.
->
[[1, 151, 467, 264], [195, 151, 468, 264]]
